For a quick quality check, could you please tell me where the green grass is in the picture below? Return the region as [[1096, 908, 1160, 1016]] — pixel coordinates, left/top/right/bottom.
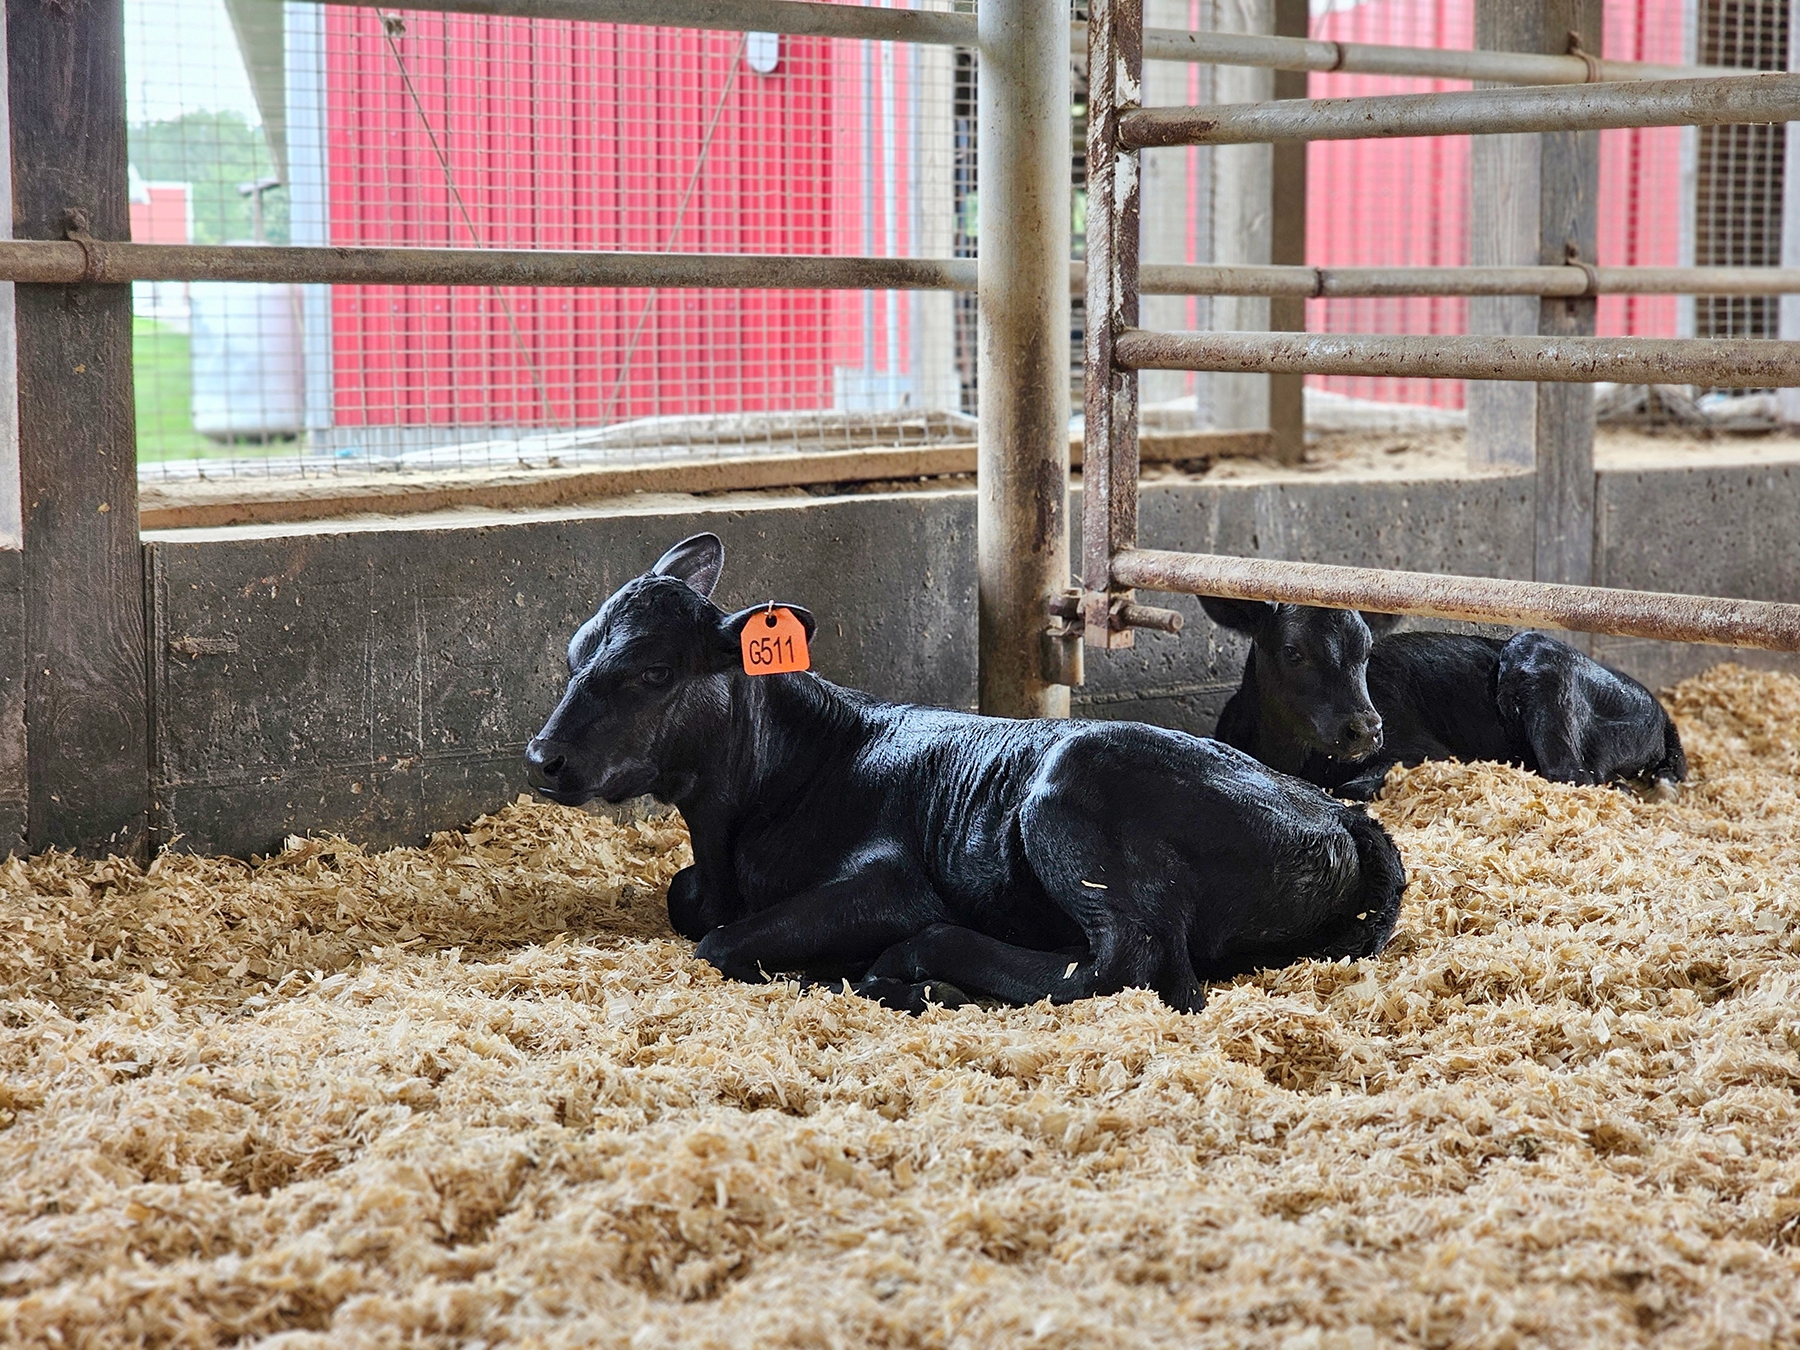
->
[[134, 317, 302, 463], [133, 317, 225, 462]]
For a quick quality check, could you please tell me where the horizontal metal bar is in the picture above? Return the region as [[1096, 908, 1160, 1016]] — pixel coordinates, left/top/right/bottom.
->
[[311, 0, 978, 45], [15, 242, 1800, 302], [1115, 329, 1800, 387], [1112, 549, 1800, 651], [0, 240, 978, 290], [1129, 263, 1800, 297], [1121, 74, 1800, 148], [1129, 27, 1731, 82], [302, 0, 1726, 82]]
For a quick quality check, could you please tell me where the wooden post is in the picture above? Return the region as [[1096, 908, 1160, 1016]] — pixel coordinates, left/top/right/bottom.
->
[[1469, 0, 1602, 588], [1267, 0, 1308, 461], [7, 0, 149, 855]]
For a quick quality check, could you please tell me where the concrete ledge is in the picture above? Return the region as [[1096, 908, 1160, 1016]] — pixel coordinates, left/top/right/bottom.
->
[[1593, 459, 1800, 688]]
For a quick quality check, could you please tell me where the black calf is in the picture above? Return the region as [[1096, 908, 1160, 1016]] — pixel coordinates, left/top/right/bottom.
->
[[1202, 598, 1687, 801], [525, 534, 1407, 1013]]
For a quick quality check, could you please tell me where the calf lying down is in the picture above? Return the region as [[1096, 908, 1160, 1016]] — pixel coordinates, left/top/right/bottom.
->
[[1202, 597, 1687, 801], [525, 534, 1405, 1013]]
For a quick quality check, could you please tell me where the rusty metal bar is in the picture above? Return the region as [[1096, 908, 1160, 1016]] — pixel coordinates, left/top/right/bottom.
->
[[310, 0, 979, 45], [1080, 0, 1141, 653], [1112, 549, 1800, 652], [1120, 73, 1800, 148], [0, 239, 977, 290], [1115, 329, 1800, 387], [12, 241, 1800, 300], [978, 0, 1073, 715], [1129, 26, 1732, 81], [1130, 262, 1800, 297], [300, 0, 1730, 82]]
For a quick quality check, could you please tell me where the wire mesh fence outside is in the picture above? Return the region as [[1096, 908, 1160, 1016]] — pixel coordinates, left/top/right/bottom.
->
[[127, 0, 974, 481], [122, 0, 1795, 489]]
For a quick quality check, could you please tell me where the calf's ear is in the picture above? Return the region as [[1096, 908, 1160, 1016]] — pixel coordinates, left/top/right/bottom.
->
[[717, 603, 819, 659], [1198, 596, 1277, 635], [651, 532, 725, 599]]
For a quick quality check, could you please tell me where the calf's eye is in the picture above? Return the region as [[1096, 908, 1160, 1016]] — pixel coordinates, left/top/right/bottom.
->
[[641, 665, 673, 687], [1281, 645, 1305, 666]]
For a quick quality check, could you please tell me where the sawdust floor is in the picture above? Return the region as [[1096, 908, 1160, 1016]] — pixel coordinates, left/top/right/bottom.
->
[[4, 665, 1799, 1349]]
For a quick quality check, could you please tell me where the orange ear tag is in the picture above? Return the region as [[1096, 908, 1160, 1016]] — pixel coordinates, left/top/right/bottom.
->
[[740, 606, 811, 675]]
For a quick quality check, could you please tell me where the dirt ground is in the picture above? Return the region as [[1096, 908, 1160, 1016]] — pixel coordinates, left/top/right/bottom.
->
[[3, 664, 1799, 1348]]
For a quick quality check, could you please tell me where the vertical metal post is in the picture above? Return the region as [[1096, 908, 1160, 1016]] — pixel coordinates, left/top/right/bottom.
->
[[1208, 0, 1274, 439], [978, 0, 1074, 714], [1469, 0, 1601, 589], [1781, 0, 1800, 423], [1267, 0, 1308, 461], [8, 0, 149, 856], [1083, 0, 1142, 650]]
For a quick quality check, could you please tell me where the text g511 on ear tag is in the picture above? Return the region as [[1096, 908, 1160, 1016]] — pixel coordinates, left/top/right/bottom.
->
[[741, 606, 811, 675]]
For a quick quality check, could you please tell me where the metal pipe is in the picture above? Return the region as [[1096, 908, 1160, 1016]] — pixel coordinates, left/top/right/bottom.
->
[[1131, 262, 1800, 296], [0, 239, 978, 290], [1080, 0, 1142, 653], [14, 241, 1800, 301], [1120, 73, 1800, 148], [977, 0, 1072, 716], [301, 0, 1730, 83], [310, 0, 980, 45], [1130, 27, 1733, 82], [1111, 548, 1800, 652], [1114, 329, 1800, 387]]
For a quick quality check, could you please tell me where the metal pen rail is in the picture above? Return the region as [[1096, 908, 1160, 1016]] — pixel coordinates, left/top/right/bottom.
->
[[1078, 0, 1800, 654], [12, 239, 1800, 300], [295, 0, 1733, 83]]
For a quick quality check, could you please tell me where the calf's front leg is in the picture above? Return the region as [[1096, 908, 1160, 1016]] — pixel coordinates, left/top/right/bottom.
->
[[693, 858, 946, 985]]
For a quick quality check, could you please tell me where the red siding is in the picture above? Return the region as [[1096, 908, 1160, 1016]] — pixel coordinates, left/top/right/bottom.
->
[[1307, 0, 1688, 409], [325, 8, 843, 428]]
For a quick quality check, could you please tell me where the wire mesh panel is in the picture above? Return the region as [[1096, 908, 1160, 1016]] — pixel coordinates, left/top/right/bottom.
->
[[1305, 0, 1698, 412], [125, 0, 970, 483], [1693, 0, 1789, 341], [120, 0, 1787, 487]]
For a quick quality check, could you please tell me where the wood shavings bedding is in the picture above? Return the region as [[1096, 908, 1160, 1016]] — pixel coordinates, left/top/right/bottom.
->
[[2, 664, 1798, 1349]]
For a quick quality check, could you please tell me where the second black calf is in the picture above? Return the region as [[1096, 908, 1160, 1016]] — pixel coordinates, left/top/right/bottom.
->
[[1202, 598, 1687, 801]]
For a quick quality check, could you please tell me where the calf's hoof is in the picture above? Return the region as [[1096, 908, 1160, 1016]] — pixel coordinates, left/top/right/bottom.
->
[[852, 974, 972, 1015], [694, 928, 766, 983]]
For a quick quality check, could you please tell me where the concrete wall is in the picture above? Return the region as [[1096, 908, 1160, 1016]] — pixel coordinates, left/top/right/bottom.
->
[[147, 494, 977, 856], [1594, 459, 1800, 687], [99, 454, 1800, 857]]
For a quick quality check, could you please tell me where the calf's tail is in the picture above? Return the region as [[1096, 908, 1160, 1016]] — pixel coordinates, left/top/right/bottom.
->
[[1308, 808, 1407, 961]]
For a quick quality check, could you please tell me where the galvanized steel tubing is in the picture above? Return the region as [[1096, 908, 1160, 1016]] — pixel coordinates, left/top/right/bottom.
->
[[13, 242, 1800, 305], [1114, 330, 1800, 388], [0, 240, 978, 290], [1110, 549, 1800, 652], [1120, 73, 1800, 148], [1131, 263, 1800, 298], [304, 0, 1725, 84]]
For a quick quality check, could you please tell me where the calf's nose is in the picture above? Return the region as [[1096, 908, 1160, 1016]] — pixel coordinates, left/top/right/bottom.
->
[[1344, 712, 1384, 754], [524, 737, 569, 789]]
